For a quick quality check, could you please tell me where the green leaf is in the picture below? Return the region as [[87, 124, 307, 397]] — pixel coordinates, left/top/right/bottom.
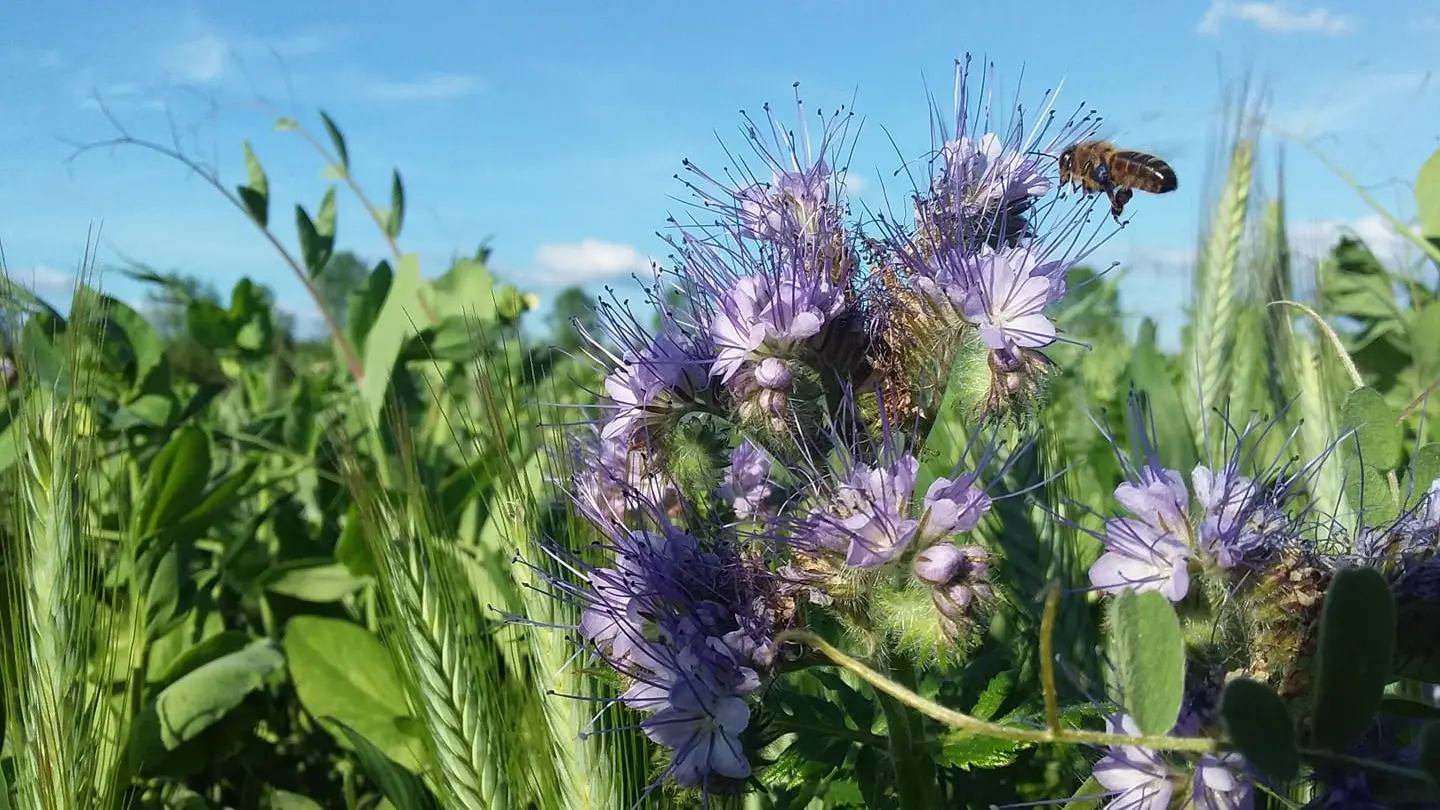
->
[[238, 141, 269, 227], [1411, 301, 1440, 397], [1128, 322, 1199, 474], [1106, 589, 1186, 736], [1343, 386, 1403, 471], [1406, 443, 1440, 510], [1219, 678, 1299, 783], [1343, 455, 1397, 529], [135, 426, 213, 539], [129, 638, 285, 763], [265, 790, 324, 810], [1311, 566, 1397, 751], [347, 258, 393, 352], [385, 169, 405, 239], [936, 731, 1026, 771], [320, 110, 350, 169], [283, 615, 426, 772], [360, 253, 429, 425], [264, 560, 367, 602], [1416, 147, 1440, 240], [150, 630, 253, 689], [330, 720, 438, 810], [295, 188, 337, 278], [275, 116, 299, 131], [1063, 775, 1106, 809], [1418, 722, 1440, 792]]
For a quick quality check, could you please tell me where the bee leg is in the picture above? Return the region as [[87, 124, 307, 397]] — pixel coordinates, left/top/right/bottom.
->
[[1109, 187, 1134, 223]]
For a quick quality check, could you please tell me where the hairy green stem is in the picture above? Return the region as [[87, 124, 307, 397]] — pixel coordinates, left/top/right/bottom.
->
[[877, 656, 939, 809], [782, 631, 1222, 755]]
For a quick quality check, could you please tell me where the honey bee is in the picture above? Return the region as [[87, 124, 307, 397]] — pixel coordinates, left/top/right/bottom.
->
[[1058, 141, 1178, 222]]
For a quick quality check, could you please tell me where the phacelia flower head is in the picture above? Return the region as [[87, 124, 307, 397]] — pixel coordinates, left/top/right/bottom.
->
[[523, 484, 791, 794], [1089, 713, 1254, 810], [582, 297, 715, 450], [1083, 396, 1313, 601], [717, 439, 777, 520]]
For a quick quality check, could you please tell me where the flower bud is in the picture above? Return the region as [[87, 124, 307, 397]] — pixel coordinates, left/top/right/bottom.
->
[[755, 357, 792, 389]]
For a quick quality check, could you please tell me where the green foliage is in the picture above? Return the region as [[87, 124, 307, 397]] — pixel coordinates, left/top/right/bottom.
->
[[1105, 590, 1185, 737], [1218, 678, 1299, 783], [3, 85, 1437, 810], [1310, 567, 1397, 751]]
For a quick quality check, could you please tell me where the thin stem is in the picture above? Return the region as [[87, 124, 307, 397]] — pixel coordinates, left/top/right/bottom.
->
[[780, 631, 1222, 755], [1040, 584, 1061, 733], [877, 656, 939, 809]]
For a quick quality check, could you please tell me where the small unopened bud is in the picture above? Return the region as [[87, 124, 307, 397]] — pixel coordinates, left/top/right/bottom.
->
[[755, 358, 792, 389]]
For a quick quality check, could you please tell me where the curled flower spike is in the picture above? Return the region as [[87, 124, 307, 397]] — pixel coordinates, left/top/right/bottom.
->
[[596, 319, 714, 448], [717, 439, 777, 520], [1081, 397, 1316, 601], [521, 490, 792, 795]]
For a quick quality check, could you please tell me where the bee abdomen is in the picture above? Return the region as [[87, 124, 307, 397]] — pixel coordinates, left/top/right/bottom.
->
[[1112, 151, 1178, 193]]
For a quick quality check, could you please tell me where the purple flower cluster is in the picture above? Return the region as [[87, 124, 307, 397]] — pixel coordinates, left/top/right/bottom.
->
[[1090, 713, 1253, 810], [529, 57, 1124, 796], [1085, 436, 1299, 602]]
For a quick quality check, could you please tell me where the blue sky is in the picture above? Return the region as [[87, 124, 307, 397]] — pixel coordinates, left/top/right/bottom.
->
[[1, 0, 1435, 344]]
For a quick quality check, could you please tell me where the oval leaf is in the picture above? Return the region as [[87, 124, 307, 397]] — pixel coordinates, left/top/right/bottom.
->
[[1106, 589, 1186, 736], [1219, 678, 1299, 783], [329, 719, 439, 810], [1311, 566, 1397, 751], [283, 615, 425, 772], [385, 169, 405, 239], [264, 560, 366, 603], [1417, 147, 1440, 240], [133, 638, 285, 760], [1342, 386, 1402, 471]]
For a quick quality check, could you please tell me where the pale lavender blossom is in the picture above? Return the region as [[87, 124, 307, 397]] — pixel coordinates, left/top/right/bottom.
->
[[718, 440, 775, 520], [642, 673, 753, 785], [805, 455, 922, 568], [1090, 515, 1193, 601], [709, 271, 846, 383], [737, 163, 836, 242], [920, 473, 993, 542], [1090, 714, 1253, 810], [600, 325, 712, 446], [958, 248, 1069, 355], [936, 132, 1052, 217], [1192, 466, 1289, 568]]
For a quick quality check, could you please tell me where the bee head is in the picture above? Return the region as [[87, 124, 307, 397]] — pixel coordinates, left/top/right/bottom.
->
[[1056, 146, 1075, 174]]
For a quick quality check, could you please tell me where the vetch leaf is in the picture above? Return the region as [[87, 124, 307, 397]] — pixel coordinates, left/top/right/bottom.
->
[[360, 253, 429, 425], [264, 560, 367, 602], [130, 638, 285, 762], [295, 189, 337, 278], [265, 790, 324, 810], [320, 110, 349, 170], [1219, 678, 1299, 783], [1407, 443, 1440, 510], [385, 169, 405, 239], [1311, 566, 1397, 751], [238, 140, 268, 227], [1417, 147, 1440, 241], [1107, 589, 1186, 736], [1343, 386, 1403, 471], [283, 615, 426, 772], [135, 426, 213, 539], [330, 720, 439, 810]]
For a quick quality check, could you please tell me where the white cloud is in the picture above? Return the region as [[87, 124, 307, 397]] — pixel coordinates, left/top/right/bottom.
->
[[357, 74, 484, 103], [4, 47, 64, 70], [161, 34, 230, 83], [266, 33, 331, 58], [1198, 1, 1355, 35], [1270, 71, 1432, 135], [532, 240, 653, 285], [1289, 214, 1421, 265], [841, 173, 867, 198], [4, 265, 84, 297]]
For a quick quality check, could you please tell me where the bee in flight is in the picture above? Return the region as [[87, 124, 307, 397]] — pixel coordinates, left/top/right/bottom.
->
[[1057, 140, 1178, 223]]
